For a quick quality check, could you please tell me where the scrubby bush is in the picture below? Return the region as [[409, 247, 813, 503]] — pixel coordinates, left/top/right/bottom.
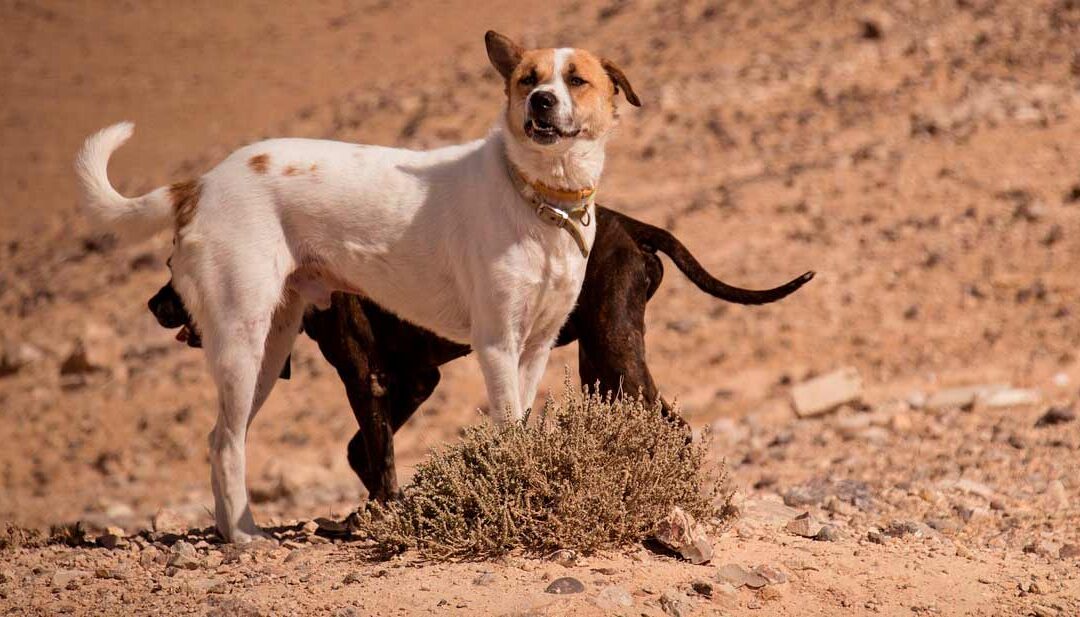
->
[[357, 380, 729, 559]]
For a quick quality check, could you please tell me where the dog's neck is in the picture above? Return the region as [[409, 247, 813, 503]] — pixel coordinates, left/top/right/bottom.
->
[[496, 117, 607, 194]]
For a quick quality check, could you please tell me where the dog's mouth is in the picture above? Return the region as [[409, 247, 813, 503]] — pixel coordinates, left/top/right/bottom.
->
[[524, 118, 580, 145]]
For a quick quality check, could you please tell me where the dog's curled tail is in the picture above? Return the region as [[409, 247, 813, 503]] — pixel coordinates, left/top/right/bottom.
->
[[76, 122, 174, 243], [609, 209, 815, 305]]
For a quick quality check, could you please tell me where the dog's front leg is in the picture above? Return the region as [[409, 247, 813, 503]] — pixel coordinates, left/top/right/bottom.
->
[[518, 339, 554, 415], [472, 329, 523, 425]]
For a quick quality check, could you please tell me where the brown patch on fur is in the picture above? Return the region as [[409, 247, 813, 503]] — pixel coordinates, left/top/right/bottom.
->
[[282, 162, 319, 177], [248, 153, 270, 175], [169, 179, 202, 229]]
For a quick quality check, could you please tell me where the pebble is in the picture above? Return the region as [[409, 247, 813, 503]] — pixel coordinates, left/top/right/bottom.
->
[[283, 549, 304, 563], [473, 572, 497, 586], [882, 520, 934, 539], [753, 564, 788, 584], [690, 580, 712, 598], [981, 388, 1040, 408], [716, 564, 768, 589], [792, 367, 862, 417], [342, 571, 364, 584], [783, 484, 827, 507], [1035, 407, 1075, 427], [815, 525, 840, 542], [785, 512, 824, 538], [545, 549, 577, 567], [167, 541, 202, 570], [51, 569, 87, 589], [152, 509, 186, 535], [866, 529, 886, 544], [544, 576, 585, 594], [1059, 544, 1080, 559], [593, 585, 633, 609], [925, 386, 988, 410], [659, 590, 694, 617], [654, 506, 713, 564]]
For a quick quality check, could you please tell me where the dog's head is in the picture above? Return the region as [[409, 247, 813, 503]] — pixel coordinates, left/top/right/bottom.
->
[[485, 31, 640, 149]]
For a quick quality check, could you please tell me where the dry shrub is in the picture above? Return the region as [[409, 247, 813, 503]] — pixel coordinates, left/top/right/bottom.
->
[[358, 380, 729, 559]]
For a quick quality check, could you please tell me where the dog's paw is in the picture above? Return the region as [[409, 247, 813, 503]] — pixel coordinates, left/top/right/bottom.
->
[[225, 528, 276, 545]]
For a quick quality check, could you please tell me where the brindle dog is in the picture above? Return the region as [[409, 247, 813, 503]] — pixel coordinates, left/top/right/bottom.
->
[[149, 206, 813, 500]]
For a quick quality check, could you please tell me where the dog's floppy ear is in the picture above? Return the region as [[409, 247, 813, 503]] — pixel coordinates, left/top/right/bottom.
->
[[485, 30, 524, 81], [601, 58, 641, 107]]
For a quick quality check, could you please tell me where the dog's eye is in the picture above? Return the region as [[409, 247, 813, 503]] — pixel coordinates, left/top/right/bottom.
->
[[519, 73, 537, 86], [568, 76, 588, 87]]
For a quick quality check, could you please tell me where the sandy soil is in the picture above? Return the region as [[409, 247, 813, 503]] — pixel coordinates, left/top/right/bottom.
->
[[1, 0, 1079, 615]]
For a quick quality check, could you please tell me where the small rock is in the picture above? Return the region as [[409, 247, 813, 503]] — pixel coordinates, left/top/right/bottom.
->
[[925, 386, 989, 410], [867, 529, 886, 544], [716, 563, 768, 589], [0, 340, 42, 377], [814, 525, 840, 542], [981, 388, 1040, 409], [51, 570, 88, 589], [94, 567, 128, 581], [783, 483, 827, 507], [1046, 480, 1069, 508], [792, 367, 862, 417], [167, 541, 201, 570], [1035, 407, 1075, 427], [690, 580, 712, 598], [654, 506, 713, 564], [1024, 539, 1059, 558], [883, 520, 934, 539], [785, 512, 824, 538], [545, 549, 577, 567], [594, 585, 633, 609], [342, 571, 364, 584], [659, 590, 694, 617], [473, 572, 497, 586], [283, 549, 304, 563], [60, 324, 121, 376], [753, 564, 788, 584], [301, 521, 319, 534], [544, 577, 584, 594], [1059, 543, 1080, 559], [96, 531, 123, 550], [152, 509, 186, 535]]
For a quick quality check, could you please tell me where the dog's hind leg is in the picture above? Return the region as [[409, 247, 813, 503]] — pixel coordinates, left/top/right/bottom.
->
[[200, 278, 293, 543]]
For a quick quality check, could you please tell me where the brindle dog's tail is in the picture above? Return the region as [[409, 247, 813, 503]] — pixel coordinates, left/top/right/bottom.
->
[[607, 209, 815, 305]]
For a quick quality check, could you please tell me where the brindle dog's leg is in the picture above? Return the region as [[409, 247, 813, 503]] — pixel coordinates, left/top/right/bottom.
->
[[302, 293, 401, 501], [560, 209, 672, 414]]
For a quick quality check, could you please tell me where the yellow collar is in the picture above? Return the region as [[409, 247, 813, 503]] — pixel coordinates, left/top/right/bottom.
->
[[506, 160, 595, 258], [512, 167, 596, 205]]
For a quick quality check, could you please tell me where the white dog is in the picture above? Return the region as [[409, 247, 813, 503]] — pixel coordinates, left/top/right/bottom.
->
[[75, 31, 640, 542]]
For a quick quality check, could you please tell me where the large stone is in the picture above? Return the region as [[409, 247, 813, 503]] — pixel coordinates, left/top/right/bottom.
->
[[791, 367, 862, 417], [654, 506, 713, 564]]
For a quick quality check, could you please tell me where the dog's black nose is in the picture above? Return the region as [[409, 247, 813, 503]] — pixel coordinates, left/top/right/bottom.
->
[[529, 91, 557, 112]]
